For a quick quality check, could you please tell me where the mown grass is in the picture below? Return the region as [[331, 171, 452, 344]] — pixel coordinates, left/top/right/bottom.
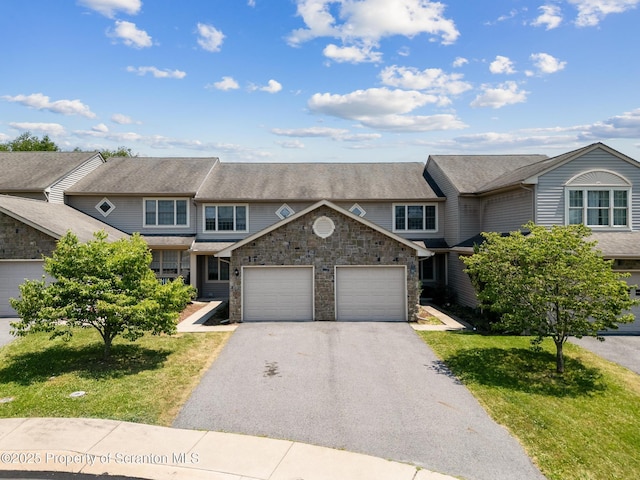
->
[[0, 328, 232, 425], [418, 331, 640, 480]]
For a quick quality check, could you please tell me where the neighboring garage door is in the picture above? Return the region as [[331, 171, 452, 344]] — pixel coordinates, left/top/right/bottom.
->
[[0, 260, 45, 317], [618, 273, 640, 334], [335, 266, 406, 322], [242, 266, 314, 321]]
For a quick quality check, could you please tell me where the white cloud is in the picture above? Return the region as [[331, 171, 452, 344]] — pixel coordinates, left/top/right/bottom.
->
[[470, 81, 529, 108], [531, 5, 563, 29], [308, 87, 438, 119], [126, 66, 186, 79], [9, 122, 66, 136], [92, 123, 109, 133], [530, 52, 567, 74], [452, 57, 468, 68], [272, 127, 350, 137], [288, 0, 459, 64], [580, 108, 640, 139], [248, 0, 256, 6], [323, 44, 383, 63], [569, 0, 640, 26], [109, 20, 152, 48], [251, 79, 282, 93], [209, 76, 240, 91], [276, 140, 305, 149], [196, 23, 225, 52], [111, 113, 136, 124], [2, 93, 96, 118], [379, 65, 472, 96], [489, 55, 516, 74], [77, 0, 142, 18], [356, 114, 467, 132]]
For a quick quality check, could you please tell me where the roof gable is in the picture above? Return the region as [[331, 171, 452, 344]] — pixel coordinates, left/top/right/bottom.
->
[[66, 157, 219, 196], [216, 199, 432, 257], [0, 152, 104, 193], [196, 162, 441, 201], [0, 194, 127, 242]]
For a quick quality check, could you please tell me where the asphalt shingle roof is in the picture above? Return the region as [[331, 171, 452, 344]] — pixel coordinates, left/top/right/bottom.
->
[[195, 162, 441, 201], [66, 157, 219, 195], [0, 152, 102, 192], [427, 154, 548, 194], [0, 195, 127, 243]]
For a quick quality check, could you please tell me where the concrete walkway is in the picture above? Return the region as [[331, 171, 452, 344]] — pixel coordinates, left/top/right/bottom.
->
[[0, 418, 454, 480]]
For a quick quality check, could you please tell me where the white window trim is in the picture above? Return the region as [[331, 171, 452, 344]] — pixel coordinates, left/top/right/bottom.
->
[[143, 198, 190, 228], [202, 204, 249, 233], [206, 257, 230, 283], [95, 197, 115, 217], [392, 203, 438, 233], [564, 187, 631, 230], [276, 203, 295, 220], [349, 203, 366, 217]]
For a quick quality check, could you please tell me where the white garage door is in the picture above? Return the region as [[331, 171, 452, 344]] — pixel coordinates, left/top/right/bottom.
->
[[335, 266, 406, 322], [0, 261, 45, 317], [618, 273, 640, 334], [242, 266, 314, 321]]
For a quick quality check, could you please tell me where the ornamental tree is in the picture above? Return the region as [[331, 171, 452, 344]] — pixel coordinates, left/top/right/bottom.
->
[[462, 222, 637, 373], [11, 231, 195, 359]]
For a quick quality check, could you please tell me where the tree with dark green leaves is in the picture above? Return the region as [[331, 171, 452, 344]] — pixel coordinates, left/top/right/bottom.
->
[[0, 132, 60, 151], [11, 232, 195, 359], [462, 222, 637, 373], [100, 146, 137, 159]]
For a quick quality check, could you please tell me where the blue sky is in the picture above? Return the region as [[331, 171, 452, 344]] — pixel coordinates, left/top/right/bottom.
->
[[1, 0, 639, 162]]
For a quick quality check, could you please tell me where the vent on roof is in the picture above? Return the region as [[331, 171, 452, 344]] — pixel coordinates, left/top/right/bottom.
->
[[95, 197, 115, 217], [313, 216, 335, 239]]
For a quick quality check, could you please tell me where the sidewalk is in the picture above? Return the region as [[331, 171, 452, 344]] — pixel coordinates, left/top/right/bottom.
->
[[0, 418, 455, 480], [176, 301, 237, 333]]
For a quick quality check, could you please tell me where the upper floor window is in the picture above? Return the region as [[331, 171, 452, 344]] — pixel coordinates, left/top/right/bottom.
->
[[393, 204, 437, 232], [144, 199, 188, 227], [204, 205, 248, 232], [276, 204, 295, 219], [565, 169, 631, 229]]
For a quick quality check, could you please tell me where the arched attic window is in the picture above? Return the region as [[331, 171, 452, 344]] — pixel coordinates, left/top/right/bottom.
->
[[565, 170, 631, 228]]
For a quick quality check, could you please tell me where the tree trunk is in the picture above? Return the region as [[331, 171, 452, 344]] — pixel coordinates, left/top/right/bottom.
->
[[103, 337, 112, 360], [554, 339, 564, 374]]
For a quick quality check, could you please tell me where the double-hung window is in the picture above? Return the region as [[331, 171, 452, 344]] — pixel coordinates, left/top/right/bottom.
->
[[207, 257, 230, 281], [393, 204, 437, 232], [204, 205, 248, 232], [567, 189, 629, 227], [144, 199, 188, 227]]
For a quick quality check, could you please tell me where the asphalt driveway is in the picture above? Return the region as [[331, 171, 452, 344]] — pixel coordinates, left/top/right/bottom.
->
[[570, 335, 640, 374], [174, 322, 544, 480]]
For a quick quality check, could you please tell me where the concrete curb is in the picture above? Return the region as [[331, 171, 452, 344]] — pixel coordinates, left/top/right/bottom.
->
[[0, 418, 456, 480]]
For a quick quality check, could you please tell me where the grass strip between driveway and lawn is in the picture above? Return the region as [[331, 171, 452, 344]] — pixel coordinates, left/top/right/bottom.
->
[[0, 328, 232, 426], [418, 331, 640, 480]]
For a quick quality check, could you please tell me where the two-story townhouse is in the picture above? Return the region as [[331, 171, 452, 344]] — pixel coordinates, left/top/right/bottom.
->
[[191, 162, 443, 322], [0, 151, 112, 315], [64, 156, 219, 285], [427, 143, 640, 333]]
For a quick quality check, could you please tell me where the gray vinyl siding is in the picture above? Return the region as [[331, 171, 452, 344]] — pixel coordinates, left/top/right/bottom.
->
[[196, 201, 445, 241], [66, 195, 197, 235], [482, 189, 534, 233], [50, 155, 104, 204], [459, 197, 481, 243], [424, 161, 458, 245], [448, 253, 478, 307], [536, 149, 640, 229]]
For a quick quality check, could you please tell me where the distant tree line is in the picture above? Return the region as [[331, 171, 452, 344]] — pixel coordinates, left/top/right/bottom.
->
[[0, 132, 135, 158]]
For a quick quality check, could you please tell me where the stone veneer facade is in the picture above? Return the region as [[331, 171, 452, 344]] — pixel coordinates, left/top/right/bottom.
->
[[229, 205, 421, 322], [0, 213, 57, 259]]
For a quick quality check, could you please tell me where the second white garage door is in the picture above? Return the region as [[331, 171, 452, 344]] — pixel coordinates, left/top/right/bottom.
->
[[242, 266, 314, 321], [0, 260, 45, 317], [335, 266, 406, 321]]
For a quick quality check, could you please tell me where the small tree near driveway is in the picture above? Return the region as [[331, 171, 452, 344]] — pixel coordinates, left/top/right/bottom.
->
[[462, 222, 638, 373], [11, 231, 195, 360]]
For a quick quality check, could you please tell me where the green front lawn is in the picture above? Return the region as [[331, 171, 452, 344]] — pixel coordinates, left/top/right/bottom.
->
[[418, 331, 640, 480], [0, 328, 232, 426]]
